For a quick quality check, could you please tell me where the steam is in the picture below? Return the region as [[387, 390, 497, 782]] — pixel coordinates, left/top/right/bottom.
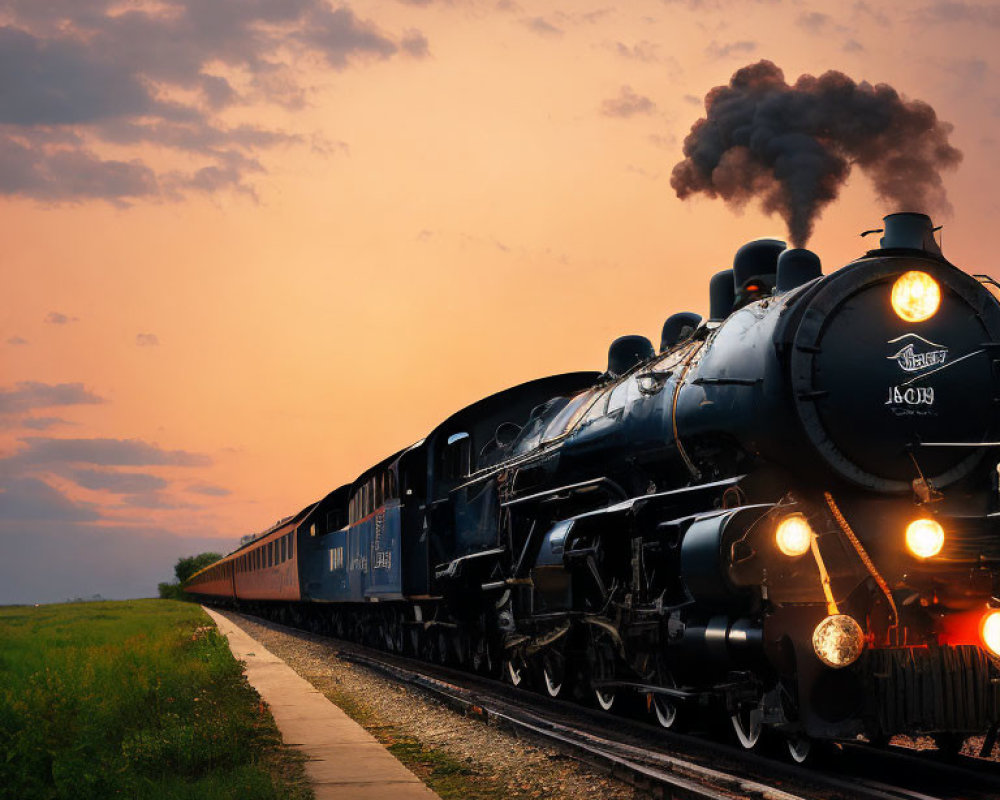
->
[[670, 61, 962, 246]]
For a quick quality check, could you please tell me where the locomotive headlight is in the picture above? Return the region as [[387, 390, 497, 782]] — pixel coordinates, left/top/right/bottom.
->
[[905, 518, 945, 559], [775, 514, 813, 557], [891, 271, 940, 323], [981, 611, 1000, 657], [812, 614, 865, 668]]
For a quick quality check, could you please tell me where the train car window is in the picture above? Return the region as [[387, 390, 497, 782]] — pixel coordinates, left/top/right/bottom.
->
[[288, 532, 294, 559], [310, 522, 317, 537], [326, 509, 340, 532], [443, 432, 471, 480], [280, 537, 286, 562], [388, 470, 397, 500]]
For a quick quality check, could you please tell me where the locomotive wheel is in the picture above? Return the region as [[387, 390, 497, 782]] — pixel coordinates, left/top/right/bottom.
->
[[651, 665, 684, 730], [731, 706, 763, 749], [786, 734, 811, 763], [652, 693, 679, 729], [595, 688, 616, 712], [539, 648, 568, 698], [504, 658, 525, 687]]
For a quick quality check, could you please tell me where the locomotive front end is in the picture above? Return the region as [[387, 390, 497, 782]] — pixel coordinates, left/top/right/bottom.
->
[[758, 213, 1000, 742], [787, 212, 1000, 496]]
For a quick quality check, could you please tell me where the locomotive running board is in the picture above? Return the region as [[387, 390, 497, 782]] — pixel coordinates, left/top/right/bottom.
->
[[913, 441, 1000, 447], [434, 547, 506, 581], [501, 475, 746, 511], [500, 476, 627, 508]]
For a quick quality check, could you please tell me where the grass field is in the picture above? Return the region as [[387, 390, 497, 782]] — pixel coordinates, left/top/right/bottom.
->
[[0, 600, 312, 800]]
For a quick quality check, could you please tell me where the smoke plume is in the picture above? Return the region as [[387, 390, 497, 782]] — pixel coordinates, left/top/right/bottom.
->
[[670, 61, 962, 246]]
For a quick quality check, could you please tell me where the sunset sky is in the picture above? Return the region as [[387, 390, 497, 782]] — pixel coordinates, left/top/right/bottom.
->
[[2, 0, 999, 603]]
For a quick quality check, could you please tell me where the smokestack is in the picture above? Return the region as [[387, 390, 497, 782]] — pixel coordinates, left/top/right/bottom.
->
[[671, 61, 962, 246], [878, 212, 942, 255]]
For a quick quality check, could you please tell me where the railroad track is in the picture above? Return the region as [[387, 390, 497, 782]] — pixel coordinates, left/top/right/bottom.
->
[[228, 611, 1000, 800]]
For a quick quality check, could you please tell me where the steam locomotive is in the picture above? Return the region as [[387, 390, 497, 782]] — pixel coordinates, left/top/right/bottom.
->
[[188, 212, 1000, 761]]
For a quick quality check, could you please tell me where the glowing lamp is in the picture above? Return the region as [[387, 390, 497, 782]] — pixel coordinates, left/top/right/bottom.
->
[[982, 611, 1000, 658], [775, 514, 813, 557], [812, 614, 865, 668], [891, 271, 940, 323], [905, 518, 945, 559]]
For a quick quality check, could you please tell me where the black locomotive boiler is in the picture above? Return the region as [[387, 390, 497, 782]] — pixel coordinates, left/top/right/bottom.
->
[[188, 212, 1000, 761]]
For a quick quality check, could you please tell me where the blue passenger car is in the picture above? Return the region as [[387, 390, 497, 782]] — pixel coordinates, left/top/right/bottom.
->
[[298, 485, 351, 602]]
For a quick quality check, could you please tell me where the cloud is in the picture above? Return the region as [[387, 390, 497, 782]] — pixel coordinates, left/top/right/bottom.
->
[[522, 17, 563, 36], [121, 492, 200, 510], [400, 29, 430, 58], [853, 1, 889, 25], [660, 0, 778, 8], [44, 311, 77, 324], [136, 332, 160, 347], [601, 86, 656, 118], [0, 519, 239, 605], [915, 2, 1000, 26], [70, 468, 169, 494], [843, 39, 865, 52], [610, 41, 660, 62], [21, 416, 73, 431], [0, 381, 104, 414], [187, 482, 231, 497], [705, 40, 758, 59], [0, 1, 422, 204], [0, 476, 99, 522], [7, 336, 28, 345], [293, 6, 399, 68], [797, 12, 831, 33], [5, 437, 211, 467]]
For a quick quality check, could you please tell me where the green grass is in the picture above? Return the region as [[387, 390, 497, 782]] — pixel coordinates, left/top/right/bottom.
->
[[0, 600, 312, 800]]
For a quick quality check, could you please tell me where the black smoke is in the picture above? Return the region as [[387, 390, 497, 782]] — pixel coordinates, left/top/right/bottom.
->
[[671, 61, 962, 246]]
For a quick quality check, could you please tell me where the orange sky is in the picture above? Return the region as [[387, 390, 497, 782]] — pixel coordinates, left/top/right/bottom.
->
[[2, 0, 998, 602]]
